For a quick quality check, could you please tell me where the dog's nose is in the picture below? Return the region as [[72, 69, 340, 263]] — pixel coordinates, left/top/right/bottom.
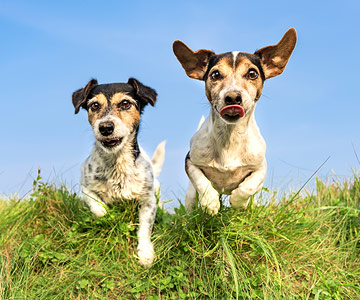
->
[[99, 121, 114, 136], [224, 92, 242, 105]]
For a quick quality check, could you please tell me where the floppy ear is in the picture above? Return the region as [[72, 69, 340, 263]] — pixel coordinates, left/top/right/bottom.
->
[[173, 40, 215, 80], [128, 78, 157, 107], [72, 79, 98, 114], [255, 28, 297, 79]]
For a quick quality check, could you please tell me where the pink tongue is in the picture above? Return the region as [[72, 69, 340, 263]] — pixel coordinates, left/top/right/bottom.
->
[[220, 105, 245, 117]]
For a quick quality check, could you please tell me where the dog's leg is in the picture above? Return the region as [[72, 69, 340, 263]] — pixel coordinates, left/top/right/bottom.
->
[[81, 186, 108, 217], [230, 163, 267, 208], [185, 181, 197, 211], [184, 116, 207, 212], [137, 195, 156, 267], [186, 159, 220, 215]]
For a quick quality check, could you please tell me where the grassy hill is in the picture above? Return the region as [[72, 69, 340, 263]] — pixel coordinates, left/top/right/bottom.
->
[[0, 175, 359, 299]]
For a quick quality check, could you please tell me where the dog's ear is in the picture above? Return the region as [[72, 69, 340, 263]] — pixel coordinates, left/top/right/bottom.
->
[[173, 40, 214, 80], [72, 79, 98, 114], [128, 78, 157, 107], [255, 28, 297, 79]]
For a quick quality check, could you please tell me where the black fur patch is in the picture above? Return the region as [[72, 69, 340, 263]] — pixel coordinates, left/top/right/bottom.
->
[[203, 52, 265, 82], [203, 53, 232, 80], [74, 78, 157, 121], [73, 78, 157, 115], [238, 53, 265, 82], [185, 151, 191, 174], [94, 175, 106, 182], [88, 83, 134, 102], [88, 83, 142, 114], [132, 126, 141, 160]]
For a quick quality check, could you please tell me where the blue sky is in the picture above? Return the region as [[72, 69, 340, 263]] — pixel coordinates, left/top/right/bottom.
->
[[1, 0, 360, 202]]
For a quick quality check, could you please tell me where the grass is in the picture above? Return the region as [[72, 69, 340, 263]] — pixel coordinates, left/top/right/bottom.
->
[[0, 174, 359, 299]]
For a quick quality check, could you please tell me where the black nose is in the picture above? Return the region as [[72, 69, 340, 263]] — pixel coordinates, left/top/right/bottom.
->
[[224, 93, 242, 105], [99, 121, 114, 136]]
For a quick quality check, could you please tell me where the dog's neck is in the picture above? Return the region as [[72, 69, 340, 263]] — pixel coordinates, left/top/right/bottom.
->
[[210, 105, 257, 147]]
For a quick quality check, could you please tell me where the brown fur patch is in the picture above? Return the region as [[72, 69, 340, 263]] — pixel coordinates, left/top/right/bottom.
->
[[87, 93, 108, 126], [206, 59, 234, 101], [217, 54, 234, 69], [255, 28, 297, 79], [235, 57, 263, 99], [111, 93, 141, 130], [173, 40, 215, 80]]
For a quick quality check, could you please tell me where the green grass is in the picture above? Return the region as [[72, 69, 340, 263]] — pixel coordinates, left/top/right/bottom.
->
[[0, 175, 359, 299]]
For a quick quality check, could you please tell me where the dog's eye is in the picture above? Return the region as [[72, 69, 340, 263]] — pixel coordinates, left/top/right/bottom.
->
[[210, 70, 222, 81], [90, 102, 100, 112], [118, 100, 131, 110], [247, 69, 258, 80]]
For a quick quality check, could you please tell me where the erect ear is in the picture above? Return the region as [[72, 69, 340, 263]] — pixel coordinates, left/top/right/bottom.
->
[[127, 78, 157, 107], [255, 28, 297, 79], [173, 40, 215, 80], [72, 79, 98, 114]]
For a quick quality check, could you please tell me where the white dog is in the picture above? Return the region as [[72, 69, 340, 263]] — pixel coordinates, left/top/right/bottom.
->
[[173, 28, 297, 215]]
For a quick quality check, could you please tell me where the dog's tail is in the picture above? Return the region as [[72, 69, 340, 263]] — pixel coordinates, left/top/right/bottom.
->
[[152, 141, 166, 202], [152, 140, 166, 178], [197, 115, 205, 131]]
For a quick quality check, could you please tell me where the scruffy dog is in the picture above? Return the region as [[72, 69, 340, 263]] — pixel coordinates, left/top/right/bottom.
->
[[173, 28, 297, 215], [72, 78, 165, 267]]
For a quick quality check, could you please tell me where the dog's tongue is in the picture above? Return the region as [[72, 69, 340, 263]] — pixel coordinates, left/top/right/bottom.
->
[[220, 105, 245, 117]]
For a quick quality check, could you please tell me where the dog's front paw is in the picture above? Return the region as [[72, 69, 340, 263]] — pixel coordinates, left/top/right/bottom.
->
[[200, 189, 220, 215], [204, 202, 220, 215], [90, 203, 108, 218], [137, 241, 155, 268], [230, 186, 259, 209], [230, 194, 250, 209], [230, 189, 257, 209]]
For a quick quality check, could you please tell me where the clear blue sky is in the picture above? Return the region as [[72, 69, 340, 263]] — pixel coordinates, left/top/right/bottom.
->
[[1, 0, 360, 202]]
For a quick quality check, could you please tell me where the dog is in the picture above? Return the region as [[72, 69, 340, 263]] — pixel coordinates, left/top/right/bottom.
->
[[173, 28, 297, 215], [72, 78, 165, 267]]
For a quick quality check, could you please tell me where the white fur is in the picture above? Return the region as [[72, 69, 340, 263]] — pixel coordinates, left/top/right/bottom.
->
[[232, 51, 240, 69], [186, 109, 266, 214]]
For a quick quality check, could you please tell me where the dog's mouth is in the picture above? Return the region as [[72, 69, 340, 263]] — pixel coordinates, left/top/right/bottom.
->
[[100, 137, 123, 148], [219, 105, 245, 121]]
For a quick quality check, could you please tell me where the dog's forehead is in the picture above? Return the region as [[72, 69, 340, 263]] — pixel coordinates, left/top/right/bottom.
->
[[206, 52, 264, 79], [89, 83, 135, 100]]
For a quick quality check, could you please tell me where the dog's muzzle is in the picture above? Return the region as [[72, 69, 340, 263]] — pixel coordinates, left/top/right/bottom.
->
[[100, 137, 123, 148], [98, 121, 123, 149], [220, 105, 245, 122], [99, 121, 114, 136]]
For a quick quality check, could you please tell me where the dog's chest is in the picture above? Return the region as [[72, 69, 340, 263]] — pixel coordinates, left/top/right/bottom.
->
[[189, 121, 266, 194], [200, 165, 254, 194], [104, 166, 142, 200], [82, 151, 152, 204], [190, 126, 265, 167]]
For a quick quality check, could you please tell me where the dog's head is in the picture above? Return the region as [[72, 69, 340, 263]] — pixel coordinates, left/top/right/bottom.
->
[[72, 78, 157, 153], [173, 28, 296, 124]]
